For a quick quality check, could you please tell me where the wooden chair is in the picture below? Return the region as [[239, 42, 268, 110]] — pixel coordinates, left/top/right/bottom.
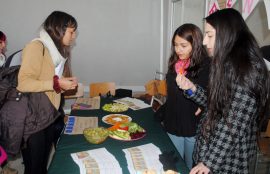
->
[[261, 120, 270, 138], [144, 71, 167, 111], [145, 79, 167, 96], [253, 136, 270, 173], [89, 82, 116, 97], [252, 120, 270, 173]]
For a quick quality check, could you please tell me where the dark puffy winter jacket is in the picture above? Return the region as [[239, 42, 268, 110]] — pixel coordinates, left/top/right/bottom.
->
[[0, 88, 60, 156]]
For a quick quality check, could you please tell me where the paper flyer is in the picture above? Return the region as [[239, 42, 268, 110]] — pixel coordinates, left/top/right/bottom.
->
[[72, 96, 100, 110], [123, 143, 164, 174], [71, 148, 122, 174], [64, 116, 98, 134], [114, 97, 151, 110]]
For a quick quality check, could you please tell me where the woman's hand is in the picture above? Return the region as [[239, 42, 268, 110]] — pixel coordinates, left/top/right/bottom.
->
[[189, 162, 210, 174], [176, 74, 196, 92], [58, 77, 78, 91]]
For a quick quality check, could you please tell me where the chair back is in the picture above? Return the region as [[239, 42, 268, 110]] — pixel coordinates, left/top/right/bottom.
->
[[263, 120, 270, 137], [89, 82, 116, 97], [145, 80, 167, 96]]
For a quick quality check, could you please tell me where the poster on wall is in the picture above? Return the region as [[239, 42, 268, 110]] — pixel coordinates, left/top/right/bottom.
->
[[242, 0, 259, 20], [205, 0, 269, 30], [208, 0, 220, 16], [226, 0, 237, 8], [264, 0, 270, 29]]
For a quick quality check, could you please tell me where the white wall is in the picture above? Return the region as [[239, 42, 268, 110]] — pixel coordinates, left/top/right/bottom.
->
[[1, 0, 269, 91], [163, 0, 205, 74], [181, 0, 205, 30], [0, 0, 161, 90]]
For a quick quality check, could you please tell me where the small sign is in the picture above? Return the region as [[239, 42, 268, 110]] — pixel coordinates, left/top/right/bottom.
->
[[64, 116, 98, 135]]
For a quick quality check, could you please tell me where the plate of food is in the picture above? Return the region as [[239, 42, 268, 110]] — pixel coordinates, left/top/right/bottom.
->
[[102, 114, 132, 125], [108, 122, 146, 141], [102, 103, 129, 113]]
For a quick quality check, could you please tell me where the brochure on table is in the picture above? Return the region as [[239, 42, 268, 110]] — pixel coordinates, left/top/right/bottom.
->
[[64, 116, 98, 135], [71, 143, 180, 174], [114, 97, 151, 110], [71, 148, 122, 174], [72, 96, 100, 110], [123, 143, 164, 174]]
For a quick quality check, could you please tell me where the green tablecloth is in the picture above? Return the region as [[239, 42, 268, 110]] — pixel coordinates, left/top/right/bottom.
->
[[48, 99, 189, 174]]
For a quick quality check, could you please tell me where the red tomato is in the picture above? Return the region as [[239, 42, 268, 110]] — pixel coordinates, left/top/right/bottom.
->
[[118, 126, 129, 131]]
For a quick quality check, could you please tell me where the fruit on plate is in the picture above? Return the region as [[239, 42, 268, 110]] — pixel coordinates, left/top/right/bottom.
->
[[108, 122, 146, 140], [110, 129, 131, 140], [102, 103, 129, 112]]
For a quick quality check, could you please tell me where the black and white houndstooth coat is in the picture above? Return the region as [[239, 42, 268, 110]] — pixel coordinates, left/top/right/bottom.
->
[[186, 85, 258, 174]]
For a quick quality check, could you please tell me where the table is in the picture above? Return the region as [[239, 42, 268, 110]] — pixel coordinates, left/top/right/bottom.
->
[[48, 99, 190, 174]]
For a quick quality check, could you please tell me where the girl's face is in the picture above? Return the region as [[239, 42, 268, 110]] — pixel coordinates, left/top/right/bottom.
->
[[174, 35, 192, 60], [203, 22, 216, 57], [0, 40, 6, 53], [62, 27, 76, 46]]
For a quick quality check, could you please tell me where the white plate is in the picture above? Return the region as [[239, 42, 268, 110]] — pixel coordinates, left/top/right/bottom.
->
[[102, 114, 132, 125], [109, 132, 146, 141]]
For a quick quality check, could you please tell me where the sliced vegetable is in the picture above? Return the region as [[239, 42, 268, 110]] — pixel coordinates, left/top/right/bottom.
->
[[107, 122, 121, 131], [110, 129, 131, 140], [121, 122, 144, 133], [108, 122, 146, 140], [119, 124, 129, 131], [130, 131, 146, 139]]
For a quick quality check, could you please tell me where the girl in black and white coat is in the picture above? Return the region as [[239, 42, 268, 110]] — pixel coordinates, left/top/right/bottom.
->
[[176, 8, 269, 174]]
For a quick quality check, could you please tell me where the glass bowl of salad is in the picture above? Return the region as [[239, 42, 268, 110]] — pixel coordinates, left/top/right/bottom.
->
[[83, 127, 109, 144]]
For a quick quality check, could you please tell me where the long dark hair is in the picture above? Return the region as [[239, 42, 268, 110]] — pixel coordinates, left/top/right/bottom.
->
[[204, 8, 269, 137], [0, 31, 7, 55], [43, 11, 78, 77], [0, 31, 6, 42], [168, 23, 208, 77]]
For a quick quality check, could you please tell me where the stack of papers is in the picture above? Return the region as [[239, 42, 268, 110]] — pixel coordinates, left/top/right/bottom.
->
[[72, 97, 100, 110], [123, 143, 163, 174], [64, 116, 98, 134], [114, 97, 151, 110], [71, 148, 122, 174]]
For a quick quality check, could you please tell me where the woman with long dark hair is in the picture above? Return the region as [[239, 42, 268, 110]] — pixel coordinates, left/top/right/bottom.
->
[[0, 31, 7, 67], [164, 23, 209, 169], [17, 11, 78, 174], [176, 8, 269, 173]]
